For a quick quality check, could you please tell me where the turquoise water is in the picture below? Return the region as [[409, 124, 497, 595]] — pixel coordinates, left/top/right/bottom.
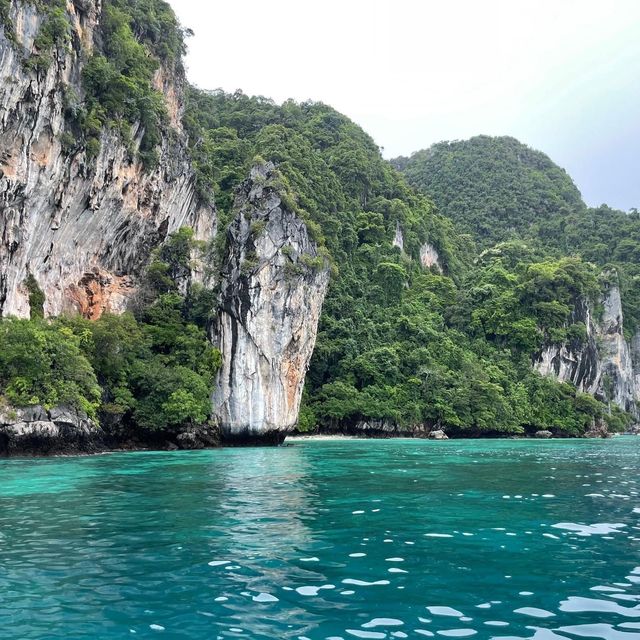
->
[[1, 439, 640, 639]]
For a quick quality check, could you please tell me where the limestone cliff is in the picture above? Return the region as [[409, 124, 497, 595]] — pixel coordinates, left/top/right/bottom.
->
[[596, 283, 635, 413], [0, 1, 337, 447], [392, 223, 443, 272], [535, 279, 638, 415], [534, 299, 600, 395], [0, 0, 214, 319], [631, 332, 640, 404], [419, 241, 443, 273], [212, 164, 330, 444]]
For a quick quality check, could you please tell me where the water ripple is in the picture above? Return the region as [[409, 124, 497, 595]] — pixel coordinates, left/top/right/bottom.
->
[[1, 440, 640, 638]]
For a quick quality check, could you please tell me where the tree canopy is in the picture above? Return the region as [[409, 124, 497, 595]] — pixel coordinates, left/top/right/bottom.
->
[[182, 93, 630, 436]]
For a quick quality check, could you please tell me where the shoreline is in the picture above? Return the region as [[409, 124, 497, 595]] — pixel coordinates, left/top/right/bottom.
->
[[1, 429, 635, 459], [1, 435, 635, 460], [285, 434, 360, 441]]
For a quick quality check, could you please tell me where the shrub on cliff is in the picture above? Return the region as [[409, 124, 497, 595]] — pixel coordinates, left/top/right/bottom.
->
[[0, 319, 101, 418], [87, 230, 221, 431], [0, 229, 220, 433]]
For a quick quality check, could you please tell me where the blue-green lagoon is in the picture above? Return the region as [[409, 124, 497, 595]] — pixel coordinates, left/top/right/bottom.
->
[[1, 438, 639, 639]]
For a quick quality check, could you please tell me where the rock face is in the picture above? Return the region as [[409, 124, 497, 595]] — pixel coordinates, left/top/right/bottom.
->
[[420, 242, 443, 273], [174, 424, 220, 450], [0, 0, 214, 319], [102, 418, 221, 452], [0, 403, 221, 456], [0, 404, 104, 455], [535, 281, 638, 416], [392, 225, 443, 274], [316, 419, 446, 439], [212, 164, 330, 444], [583, 419, 611, 439], [596, 283, 635, 413], [392, 222, 404, 251], [629, 331, 640, 406], [535, 299, 600, 394], [350, 420, 430, 438]]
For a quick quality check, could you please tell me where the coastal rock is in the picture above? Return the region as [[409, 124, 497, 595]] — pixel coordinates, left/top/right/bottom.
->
[[0, 404, 104, 455], [583, 420, 611, 439], [0, 405, 48, 423], [317, 420, 435, 439], [534, 430, 553, 439], [0, 0, 215, 319], [175, 432, 200, 450], [212, 163, 330, 444], [352, 420, 430, 438], [0, 403, 221, 455], [174, 423, 220, 450], [428, 429, 448, 440], [49, 405, 85, 427], [354, 419, 399, 436]]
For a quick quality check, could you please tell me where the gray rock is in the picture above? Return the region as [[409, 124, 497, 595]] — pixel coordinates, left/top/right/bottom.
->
[[190, 423, 220, 448], [4, 421, 61, 438], [49, 405, 82, 427], [0, 0, 215, 320], [429, 429, 448, 440], [535, 430, 553, 439], [535, 275, 638, 417], [420, 242, 443, 273], [176, 432, 201, 449], [0, 404, 103, 456], [583, 419, 610, 439], [353, 420, 397, 434], [0, 405, 47, 424], [212, 163, 330, 444]]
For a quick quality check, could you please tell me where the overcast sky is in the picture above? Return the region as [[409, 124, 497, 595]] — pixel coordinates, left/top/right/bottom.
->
[[170, 0, 640, 211]]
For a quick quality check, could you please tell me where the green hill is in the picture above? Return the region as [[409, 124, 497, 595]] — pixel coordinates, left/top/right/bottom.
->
[[184, 93, 629, 436], [392, 135, 585, 247], [394, 136, 640, 335]]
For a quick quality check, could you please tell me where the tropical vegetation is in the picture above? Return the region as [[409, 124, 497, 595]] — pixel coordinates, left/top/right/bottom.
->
[[1, 0, 636, 438]]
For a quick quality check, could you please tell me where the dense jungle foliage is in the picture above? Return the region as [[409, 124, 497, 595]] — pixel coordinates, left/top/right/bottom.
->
[[0, 0, 634, 437], [394, 137, 640, 336], [184, 91, 631, 436], [392, 136, 585, 248], [0, 230, 220, 431]]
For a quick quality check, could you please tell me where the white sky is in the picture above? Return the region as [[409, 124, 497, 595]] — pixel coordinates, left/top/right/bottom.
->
[[169, 0, 640, 210]]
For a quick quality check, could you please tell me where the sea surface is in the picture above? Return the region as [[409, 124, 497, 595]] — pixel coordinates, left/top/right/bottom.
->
[[1, 438, 639, 640]]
